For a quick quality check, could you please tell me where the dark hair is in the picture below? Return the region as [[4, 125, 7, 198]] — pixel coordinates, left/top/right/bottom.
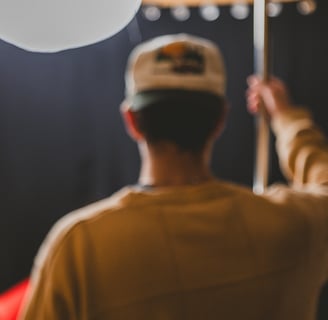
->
[[132, 90, 226, 153]]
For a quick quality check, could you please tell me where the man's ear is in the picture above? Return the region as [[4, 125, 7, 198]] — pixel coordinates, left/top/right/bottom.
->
[[120, 101, 144, 141]]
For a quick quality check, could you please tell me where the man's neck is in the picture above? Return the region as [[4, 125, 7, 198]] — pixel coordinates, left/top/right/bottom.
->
[[138, 143, 214, 188]]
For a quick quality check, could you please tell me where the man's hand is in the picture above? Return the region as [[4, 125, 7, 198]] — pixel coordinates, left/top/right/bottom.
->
[[246, 75, 293, 119]]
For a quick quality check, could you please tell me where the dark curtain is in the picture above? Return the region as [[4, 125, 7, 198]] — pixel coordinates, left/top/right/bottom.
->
[[0, 1, 327, 318]]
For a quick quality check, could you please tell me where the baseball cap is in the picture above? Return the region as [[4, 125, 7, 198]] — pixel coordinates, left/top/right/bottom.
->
[[125, 34, 226, 111]]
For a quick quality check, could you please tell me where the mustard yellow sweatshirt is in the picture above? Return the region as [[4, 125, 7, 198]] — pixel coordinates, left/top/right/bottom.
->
[[20, 108, 328, 320]]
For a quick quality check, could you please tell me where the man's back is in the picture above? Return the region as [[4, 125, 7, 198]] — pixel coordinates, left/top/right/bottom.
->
[[22, 179, 327, 319]]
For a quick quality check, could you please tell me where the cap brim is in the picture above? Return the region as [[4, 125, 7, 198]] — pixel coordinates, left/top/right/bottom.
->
[[129, 89, 223, 111], [129, 91, 166, 111]]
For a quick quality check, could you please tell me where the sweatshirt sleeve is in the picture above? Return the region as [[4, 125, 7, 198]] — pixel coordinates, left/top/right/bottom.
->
[[269, 108, 328, 282], [271, 108, 328, 187]]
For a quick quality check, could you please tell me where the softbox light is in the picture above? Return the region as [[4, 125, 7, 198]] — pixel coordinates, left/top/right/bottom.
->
[[0, 0, 141, 52]]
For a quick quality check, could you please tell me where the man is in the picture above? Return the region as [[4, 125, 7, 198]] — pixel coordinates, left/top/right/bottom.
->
[[19, 34, 328, 320]]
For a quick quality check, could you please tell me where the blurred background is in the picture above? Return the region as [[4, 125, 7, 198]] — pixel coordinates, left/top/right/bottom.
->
[[0, 0, 327, 318]]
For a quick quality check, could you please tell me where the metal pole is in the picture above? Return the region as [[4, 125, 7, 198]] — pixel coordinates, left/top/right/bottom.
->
[[253, 0, 270, 194]]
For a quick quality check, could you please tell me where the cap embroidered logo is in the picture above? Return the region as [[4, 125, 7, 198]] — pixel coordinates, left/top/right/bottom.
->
[[155, 42, 205, 75]]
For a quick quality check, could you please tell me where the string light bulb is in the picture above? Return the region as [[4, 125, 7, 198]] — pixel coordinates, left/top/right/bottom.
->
[[297, 0, 317, 15], [142, 5, 161, 21], [199, 4, 220, 21], [267, 2, 283, 17], [230, 3, 250, 20], [171, 5, 191, 21]]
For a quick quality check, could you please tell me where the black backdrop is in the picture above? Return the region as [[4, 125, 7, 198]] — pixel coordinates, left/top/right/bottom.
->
[[0, 1, 327, 318]]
